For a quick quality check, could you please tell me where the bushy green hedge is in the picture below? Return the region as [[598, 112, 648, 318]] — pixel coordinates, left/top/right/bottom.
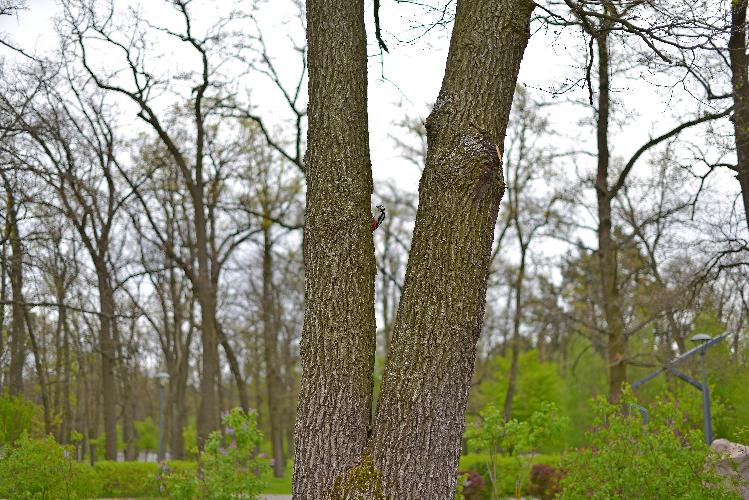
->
[[0, 434, 96, 499], [91, 460, 197, 497], [0, 441, 198, 499], [458, 453, 561, 498]]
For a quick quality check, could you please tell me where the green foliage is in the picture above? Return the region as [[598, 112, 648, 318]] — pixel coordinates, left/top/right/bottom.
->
[[465, 402, 566, 498], [159, 407, 268, 499], [467, 401, 565, 456], [183, 416, 198, 459], [561, 387, 738, 499], [134, 416, 159, 454], [0, 433, 95, 499], [471, 350, 563, 426], [262, 460, 293, 494], [0, 395, 43, 446], [89, 460, 194, 497], [557, 336, 608, 448]]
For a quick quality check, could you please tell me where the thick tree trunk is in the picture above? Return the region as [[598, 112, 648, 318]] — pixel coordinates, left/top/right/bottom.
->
[[293, 0, 376, 495], [594, 29, 627, 401], [370, 2, 534, 497], [262, 226, 286, 478], [729, 0, 749, 230], [297, 0, 532, 497]]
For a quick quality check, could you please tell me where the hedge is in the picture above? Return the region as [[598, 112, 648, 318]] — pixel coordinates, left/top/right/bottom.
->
[[90, 460, 197, 497]]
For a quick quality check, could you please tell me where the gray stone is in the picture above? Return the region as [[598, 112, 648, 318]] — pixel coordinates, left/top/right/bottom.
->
[[711, 438, 749, 499]]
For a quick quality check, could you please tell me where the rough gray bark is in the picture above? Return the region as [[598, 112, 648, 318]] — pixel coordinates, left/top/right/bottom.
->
[[293, 0, 376, 495], [729, 0, 749, 230], [370, 1, 534, 497], [296, 0, 533, 496]]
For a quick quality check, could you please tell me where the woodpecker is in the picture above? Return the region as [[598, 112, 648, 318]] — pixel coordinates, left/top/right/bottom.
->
[[371, 204, 386, 231]]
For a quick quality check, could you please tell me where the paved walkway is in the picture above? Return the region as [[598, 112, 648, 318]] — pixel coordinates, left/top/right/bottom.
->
[[260, 496, 292, 500]]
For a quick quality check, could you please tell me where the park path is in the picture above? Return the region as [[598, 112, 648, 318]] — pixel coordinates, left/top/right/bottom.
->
[[260, 495, 292, 500]]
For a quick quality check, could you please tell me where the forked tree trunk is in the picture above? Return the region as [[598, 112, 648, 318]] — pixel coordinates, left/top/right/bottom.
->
[[729, 0, 749, 230], [370, 2, 534, 497], [293, 0, 377, 495], [297, 0, 533, 497]]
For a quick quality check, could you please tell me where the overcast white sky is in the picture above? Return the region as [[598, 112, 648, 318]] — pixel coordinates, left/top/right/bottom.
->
[[0, 0, 739, 210]]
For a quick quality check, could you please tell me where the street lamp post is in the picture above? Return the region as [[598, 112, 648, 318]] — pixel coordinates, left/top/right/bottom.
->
[[632, 332, 728, 446], [691, 334, 713, 445], [155, 371, 169, 461]]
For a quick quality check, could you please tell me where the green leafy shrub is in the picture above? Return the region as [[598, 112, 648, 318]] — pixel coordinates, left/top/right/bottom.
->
[[134, 417, 159, 458], [159, 407, 268, 499], [0, 395, 43, 446], [560, 387, 738, 499], [465, 401, 566, 498], [183, 416, 199, 459], [0, 433, 94, 499]]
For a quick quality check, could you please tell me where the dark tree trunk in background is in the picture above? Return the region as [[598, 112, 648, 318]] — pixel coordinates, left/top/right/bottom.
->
[[729, 0, 749, 230], [6, 179, 26, 397], [218, 327, 249, 412], [503, 243, 528, 422], [594, 27, 628, 401], [371, 2, 533, 497], [94, 261, 119, 460], [25, 309, 52, 434], [293, 0, 376, 495], [195, 247, 220, 445], [262, 226, 285, 478]]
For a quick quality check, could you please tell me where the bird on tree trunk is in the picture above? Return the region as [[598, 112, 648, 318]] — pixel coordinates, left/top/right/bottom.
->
[[371, 204, 386, 231]]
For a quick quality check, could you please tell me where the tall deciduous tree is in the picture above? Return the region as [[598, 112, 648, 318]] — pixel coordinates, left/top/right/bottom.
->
[[295, 0, 535, 497], [729, 0, 749, 230]]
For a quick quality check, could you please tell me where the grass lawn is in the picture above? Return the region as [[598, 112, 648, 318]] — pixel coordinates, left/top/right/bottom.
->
[[263, 465, 292, 494]]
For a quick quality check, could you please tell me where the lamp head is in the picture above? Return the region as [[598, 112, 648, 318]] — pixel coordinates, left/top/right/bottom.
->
[[155, 371, 169, 387], [690, 333, 712, 344]]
